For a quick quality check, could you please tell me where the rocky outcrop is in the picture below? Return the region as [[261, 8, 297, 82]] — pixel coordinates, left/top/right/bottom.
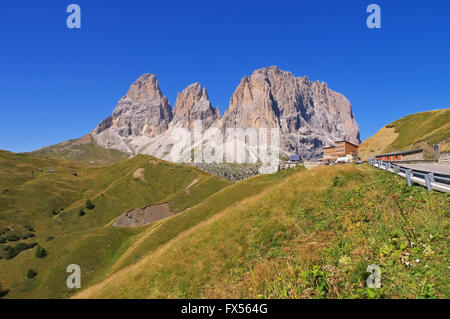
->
[[93, 74, 173, 153], [91, 67, 360, 160], [220, 66, 360, 159], [172, 83, 219, 129]]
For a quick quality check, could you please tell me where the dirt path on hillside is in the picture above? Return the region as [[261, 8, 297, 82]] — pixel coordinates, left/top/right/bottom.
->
[[112, 203, 173, 227], [184, 177, 199, 195]]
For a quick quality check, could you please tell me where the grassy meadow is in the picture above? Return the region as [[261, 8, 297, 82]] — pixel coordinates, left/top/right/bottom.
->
[[0, 151, 231, 298], [30, 135, 130, 166], [358, 108, 450, 160], [75, 164, 449, 299], [0, 149, 448, 299]]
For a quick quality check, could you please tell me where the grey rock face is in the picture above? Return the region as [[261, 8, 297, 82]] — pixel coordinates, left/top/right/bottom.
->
[[91, 67, 360, 160], [172, 83, 219, 129], [220, 66, 360, 159], [92, 74, 173, 153]]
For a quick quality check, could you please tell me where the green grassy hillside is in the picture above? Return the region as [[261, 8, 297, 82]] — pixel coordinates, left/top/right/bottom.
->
[[75, 164, 449, 299], [359, 109, 450, 160], [1, 149, 448, 299], [30, 134, 129, 166], [0, 151, 231, 298]]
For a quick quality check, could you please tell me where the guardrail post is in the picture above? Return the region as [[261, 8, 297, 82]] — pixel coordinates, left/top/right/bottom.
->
[[405, 169, 412, 186], [386, 162, 391, 171], [425, 173, 434, 192], [393, 165, 399, 173]]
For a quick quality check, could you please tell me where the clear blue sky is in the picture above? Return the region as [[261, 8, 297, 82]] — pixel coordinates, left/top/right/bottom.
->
[[1, 0, 449, 152]]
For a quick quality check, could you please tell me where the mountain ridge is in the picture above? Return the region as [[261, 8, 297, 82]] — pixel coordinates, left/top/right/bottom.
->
[[358, 108, 450, 160], [91, 66, 360, 161]]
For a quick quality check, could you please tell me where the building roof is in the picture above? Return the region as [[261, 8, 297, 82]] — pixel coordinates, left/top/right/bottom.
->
[[375, 149, 424, 157], [289, 154, 301, 161], [334, 140, 360, 148], [323, 140, 359, 149]]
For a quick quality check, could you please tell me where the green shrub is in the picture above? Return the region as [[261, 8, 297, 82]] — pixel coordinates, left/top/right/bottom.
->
[[79, 209, 86, 217], [20, 233, 35, 240], [332, 176, 345, 187], [6, 242, 37, 260], [26, 269, 37, 279], [85, 200, 95, 210], [35, 245, 48, 259], [6, 234, 19, 242], [0, 283, 9, 298], [46, 236, 54, 242]]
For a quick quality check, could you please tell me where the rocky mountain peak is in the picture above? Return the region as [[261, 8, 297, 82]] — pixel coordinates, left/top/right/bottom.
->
[[172, 83, 219, 129], [221, 66, 360, 158], [91, 67, 360, 160], [124, 73, 164, 102], [92, 74, 173, 153]]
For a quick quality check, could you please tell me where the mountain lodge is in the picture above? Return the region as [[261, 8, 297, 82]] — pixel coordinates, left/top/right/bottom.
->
[[322, 140, 359, 163]]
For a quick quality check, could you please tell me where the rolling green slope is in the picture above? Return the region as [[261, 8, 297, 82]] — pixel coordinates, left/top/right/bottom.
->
[[74, 165, 449, 299], [30, 134, 130, 166], [1, 149, 448, 299], [359, 108, 450, 160], [0, 151, 231, 298]]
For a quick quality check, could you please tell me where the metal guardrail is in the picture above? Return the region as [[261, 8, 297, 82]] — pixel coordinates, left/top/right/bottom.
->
[[368, 158, 450, 193]]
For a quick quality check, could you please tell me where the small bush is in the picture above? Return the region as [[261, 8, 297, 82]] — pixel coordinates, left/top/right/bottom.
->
[[6, 242, 37, 260], [20, 233, 35, 240], [79, 209, 86, 217], [26, 269, 37, 279], [52, 209, 59, 216], [332, 176, 345, 187], [0, 283, 9, 298], [46, 236, 54, 242], [24, 225, 35, 232], [85, 200, 95, 210], [35, 245, 48, 259], [6, 234, 20, 242]]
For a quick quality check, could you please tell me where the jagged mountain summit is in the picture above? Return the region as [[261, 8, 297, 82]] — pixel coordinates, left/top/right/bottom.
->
[[94, 74, 173, 153], [91, 66, 360, 160], [220, 66, 360, 158], [172, 83, 220, 130]]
